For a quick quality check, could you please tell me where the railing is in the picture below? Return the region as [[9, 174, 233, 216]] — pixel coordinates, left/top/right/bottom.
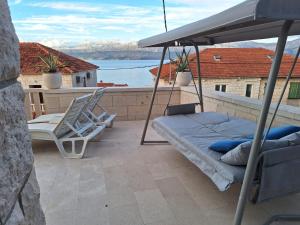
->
[[24, 88, 45, 120]]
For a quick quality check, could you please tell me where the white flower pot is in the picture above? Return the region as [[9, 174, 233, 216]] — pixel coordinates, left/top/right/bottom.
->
[[176, 71, 192, 86], [43, 72, 62, 89]]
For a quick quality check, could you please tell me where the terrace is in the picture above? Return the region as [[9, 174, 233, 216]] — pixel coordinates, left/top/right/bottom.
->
[[26, 86, 300, 225], [3, 0, 300, 225]]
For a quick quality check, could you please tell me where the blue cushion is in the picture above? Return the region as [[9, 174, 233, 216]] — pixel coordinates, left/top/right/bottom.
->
[[209, 139, 251, 153], [247, 126, 300, 140], [267, 126, 300, 140]]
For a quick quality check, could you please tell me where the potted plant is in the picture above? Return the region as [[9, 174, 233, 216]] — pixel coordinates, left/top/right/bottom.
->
[[39, 54, 64, 89], [172, 50, 192, 86]]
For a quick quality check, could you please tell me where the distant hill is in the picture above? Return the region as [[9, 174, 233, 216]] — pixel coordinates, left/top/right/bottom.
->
[[57, 39, 300, 60]]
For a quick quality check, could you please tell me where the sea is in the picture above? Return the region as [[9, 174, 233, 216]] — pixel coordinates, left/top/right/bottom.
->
[[87, 60, 161, 87]]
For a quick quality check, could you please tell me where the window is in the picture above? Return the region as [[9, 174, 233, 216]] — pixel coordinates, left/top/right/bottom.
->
[[221, 85, 226, 92], [245, 84, 252, 97], [215, 84, 226, 92], [86, 72, 91, 79], [76, 76, 81, 84], [263, 82, 267, 95], [288, 82, 300, 99]]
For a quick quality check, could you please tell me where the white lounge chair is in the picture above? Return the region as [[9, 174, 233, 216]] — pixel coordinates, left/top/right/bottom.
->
[[28, 88, 116, 128], [84, 88, 116, 128], [28, 94, 105, 158]]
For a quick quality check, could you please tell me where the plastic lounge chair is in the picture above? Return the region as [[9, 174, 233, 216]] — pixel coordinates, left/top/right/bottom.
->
[[84, 88, 116, 128], [28, 88, 116, 128], [28, 94, 105, 158]]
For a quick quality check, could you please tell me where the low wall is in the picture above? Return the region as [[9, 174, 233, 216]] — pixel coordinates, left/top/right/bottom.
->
[[181, 86, 300, 126], [24, 87, 180, 121], [24, 86, 300, 125]]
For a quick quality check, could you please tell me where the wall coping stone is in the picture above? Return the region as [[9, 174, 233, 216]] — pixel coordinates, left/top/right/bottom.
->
[[24, 86, 180, 94], [180, 86, 300, 120]]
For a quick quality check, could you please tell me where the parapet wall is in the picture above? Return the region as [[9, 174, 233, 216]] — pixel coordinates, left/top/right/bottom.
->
[[24, 86, 300, 126], [25, 87, 180, 121], [181, 86, 300, 126]]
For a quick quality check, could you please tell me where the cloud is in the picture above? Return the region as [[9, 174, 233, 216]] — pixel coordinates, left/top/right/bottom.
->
[[8, 0, 22, 5], [29, 2, 105, 13], [13, 0, 246, 44]]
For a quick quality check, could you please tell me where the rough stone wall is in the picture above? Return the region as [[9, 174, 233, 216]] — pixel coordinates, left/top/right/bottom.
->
[[0, 1, 45, 225]]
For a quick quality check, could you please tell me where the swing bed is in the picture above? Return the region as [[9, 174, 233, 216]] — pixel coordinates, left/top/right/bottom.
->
[[139, 0, 300, 225]]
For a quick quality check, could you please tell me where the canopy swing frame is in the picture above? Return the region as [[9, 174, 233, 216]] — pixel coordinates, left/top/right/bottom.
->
[[138, 0, 300, 224], [140, 43, 204, 145], [141, 20, 299, 225]]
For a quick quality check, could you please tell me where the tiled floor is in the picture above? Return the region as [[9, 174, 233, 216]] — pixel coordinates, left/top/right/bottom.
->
[[33, 121, 300, 225]]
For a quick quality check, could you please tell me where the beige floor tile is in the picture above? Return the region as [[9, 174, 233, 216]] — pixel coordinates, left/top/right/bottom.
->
[[125, 163, 157, 191], [75, 207, 109, 225], [33, 121, 299, 225], [135, 189, 174, 224], [109, 203, 144, 225], [147, 162, 175, 180], [104, 165, 129, 192], [156, 177, 190, 198], [106, 187, 137, 208], [164, 194, 208, 225], [145, 217, 179, 225], [46, 208, 75, 225]]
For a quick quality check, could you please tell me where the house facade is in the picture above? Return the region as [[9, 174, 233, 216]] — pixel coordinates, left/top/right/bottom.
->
[[19, 42, 99, 88], [150, 48, 300, 106]]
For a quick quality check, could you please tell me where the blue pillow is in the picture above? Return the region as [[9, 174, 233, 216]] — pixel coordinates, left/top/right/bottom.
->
[[247, 126, 300, 140], [266, 126, 300, 140], [209, 139, 250, 153]]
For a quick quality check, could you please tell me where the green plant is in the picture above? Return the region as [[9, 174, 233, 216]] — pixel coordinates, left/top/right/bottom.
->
[[171, 50, 191, 72], [39, 54, 65, 73]]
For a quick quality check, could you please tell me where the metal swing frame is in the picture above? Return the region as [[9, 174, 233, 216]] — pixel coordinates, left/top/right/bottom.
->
[[140, 44, 204, 145], [140, 20, 299, 225], [137, 0, 300, 224]]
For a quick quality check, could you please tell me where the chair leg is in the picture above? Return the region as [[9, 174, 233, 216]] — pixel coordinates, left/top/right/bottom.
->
[[53, 137, 87, 159], [263, 214, 300, 225]]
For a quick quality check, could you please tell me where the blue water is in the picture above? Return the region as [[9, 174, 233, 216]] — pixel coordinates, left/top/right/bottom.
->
[[88, 60, 160, 87]]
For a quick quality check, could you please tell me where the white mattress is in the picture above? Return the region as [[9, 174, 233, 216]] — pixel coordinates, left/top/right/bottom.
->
[[152, 112, 257, 191]]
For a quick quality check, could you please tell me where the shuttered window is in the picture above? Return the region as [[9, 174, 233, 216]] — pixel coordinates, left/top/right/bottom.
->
[[288, 82, 300, 99]]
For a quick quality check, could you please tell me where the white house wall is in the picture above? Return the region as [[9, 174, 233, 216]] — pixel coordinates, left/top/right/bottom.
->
[[71, 69, 97, 87], [18, 69, 97, 88]]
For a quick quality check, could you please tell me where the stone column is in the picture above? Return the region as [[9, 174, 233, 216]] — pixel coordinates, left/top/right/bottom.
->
[[0, 1, 45, 225]]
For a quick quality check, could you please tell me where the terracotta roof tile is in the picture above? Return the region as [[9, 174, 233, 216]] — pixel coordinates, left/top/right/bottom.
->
[[150, 48, 300, 80], [20, 42, 99, 75], [97, 82, 128, 87]]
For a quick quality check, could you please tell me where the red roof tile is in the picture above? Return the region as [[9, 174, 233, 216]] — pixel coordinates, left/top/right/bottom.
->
[[20, 42, 99, 75], [150, 48, 300, 80], [97, 81, 128, 87]]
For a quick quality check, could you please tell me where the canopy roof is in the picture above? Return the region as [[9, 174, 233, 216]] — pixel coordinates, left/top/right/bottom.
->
[[138, 0, 300, 48]]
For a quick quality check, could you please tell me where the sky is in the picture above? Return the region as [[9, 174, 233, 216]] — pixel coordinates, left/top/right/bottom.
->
[[8, 0, 247, 47]]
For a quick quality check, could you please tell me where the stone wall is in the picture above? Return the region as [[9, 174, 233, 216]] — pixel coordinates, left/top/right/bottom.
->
[[0, 1, 45, 225], [259, 78, 300, 106], [24, 87, 181, 121], [181, 86, 300, 126], [24, 85, 300, 126]]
